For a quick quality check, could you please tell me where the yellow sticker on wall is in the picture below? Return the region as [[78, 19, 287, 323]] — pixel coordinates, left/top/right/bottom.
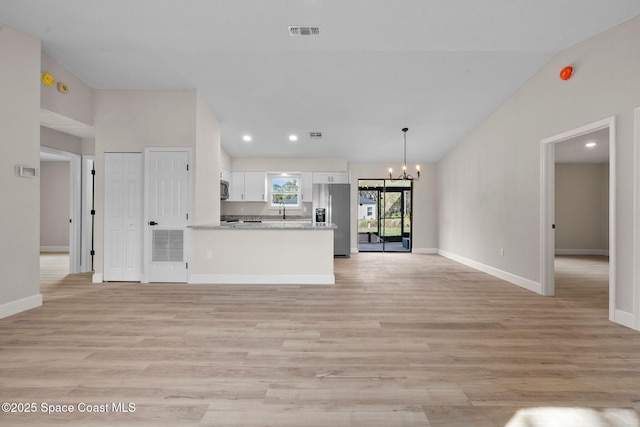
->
[[41, 72, 55, 87]]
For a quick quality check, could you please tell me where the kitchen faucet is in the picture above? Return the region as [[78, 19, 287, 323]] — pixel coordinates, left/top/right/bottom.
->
[[279, 201, 286, 220]]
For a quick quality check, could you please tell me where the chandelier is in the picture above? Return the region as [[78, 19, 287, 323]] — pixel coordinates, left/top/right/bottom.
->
[[388, 127, 420, 181]]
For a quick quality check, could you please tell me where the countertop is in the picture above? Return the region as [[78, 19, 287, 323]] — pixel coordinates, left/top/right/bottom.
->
[[190, 221, 337, 230]]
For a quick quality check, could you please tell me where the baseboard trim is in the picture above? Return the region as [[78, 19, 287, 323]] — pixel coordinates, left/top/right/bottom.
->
[[0, 294, 43, 319], [438, 250, 542, 294], [615, 309, 634, 329], [555, 249, 610, 256], [413, 248, 439, 254], [40, 246, 69, 253], [189, 274, 335, 285], [92, 273, 103, 283]]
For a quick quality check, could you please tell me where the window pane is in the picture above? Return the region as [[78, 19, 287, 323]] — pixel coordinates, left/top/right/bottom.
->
[[271, 178, 299, 193], [272, 193, 298, 205]]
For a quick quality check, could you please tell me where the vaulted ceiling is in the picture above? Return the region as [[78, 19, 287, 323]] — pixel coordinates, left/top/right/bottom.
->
[[2, 1, 639, 162]]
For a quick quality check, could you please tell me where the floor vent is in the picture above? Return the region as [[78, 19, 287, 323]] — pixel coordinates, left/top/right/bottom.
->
[[309, 131, 323, 139], [289, 26, 320, 36]]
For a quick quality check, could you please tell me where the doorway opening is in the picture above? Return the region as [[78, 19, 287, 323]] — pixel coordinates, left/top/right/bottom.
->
[[541, 116, 615, 322], [357, 179, 413, 252]]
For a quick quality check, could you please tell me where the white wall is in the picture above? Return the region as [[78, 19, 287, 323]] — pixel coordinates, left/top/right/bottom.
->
[[93, 89, 199, 279], [40, 162, 70, 250], [0, 25, 42, 317], [194, 92, 221, 225], [555, 163, 609, 252], [41, 53, 94, 126], [231, 157, 348, 172], [349, 163, 438, 253], [41, 126, 82, 154], [437, 16, 640, 314]]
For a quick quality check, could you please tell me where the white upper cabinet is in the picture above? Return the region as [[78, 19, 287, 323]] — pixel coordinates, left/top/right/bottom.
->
[[229, 171, 245, 201], [244, 172, 267, 201], [220, 168, 231, 183], [312, 172, 349, 184], [228, 171, 266, 202]]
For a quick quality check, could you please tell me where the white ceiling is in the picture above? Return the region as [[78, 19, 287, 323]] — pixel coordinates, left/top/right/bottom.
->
[[2, 1, 639, 162], [555, 128, 610, 163]]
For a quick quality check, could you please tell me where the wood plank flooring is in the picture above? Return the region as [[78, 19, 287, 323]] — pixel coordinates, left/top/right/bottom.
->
[[0, 253, 639, 426]]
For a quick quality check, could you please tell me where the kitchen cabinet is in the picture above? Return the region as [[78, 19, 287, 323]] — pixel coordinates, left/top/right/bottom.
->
[[301, 172, 313, 202], [312, 172, 349, 184], [220, 168, 231, 183], [229, 171, 266, 202], [244, 172, 267, 201]]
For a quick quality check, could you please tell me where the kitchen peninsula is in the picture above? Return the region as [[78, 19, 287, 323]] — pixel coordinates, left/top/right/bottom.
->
[[189, 220, 337, 285]]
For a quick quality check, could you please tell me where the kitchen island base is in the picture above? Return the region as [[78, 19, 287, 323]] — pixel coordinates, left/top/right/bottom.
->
[[189, 226, 335, 285]]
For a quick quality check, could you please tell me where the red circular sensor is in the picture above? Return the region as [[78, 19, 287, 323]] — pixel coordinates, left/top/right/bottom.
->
[[560, 66, 573, 80]]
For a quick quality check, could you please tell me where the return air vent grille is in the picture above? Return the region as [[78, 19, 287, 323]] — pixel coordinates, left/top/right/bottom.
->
[[288, 26, 320, 36], [309, 132, 323, 139]]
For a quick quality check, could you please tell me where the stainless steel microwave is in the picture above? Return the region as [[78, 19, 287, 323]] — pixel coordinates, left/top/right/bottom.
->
[[220, 180, 229, 200]]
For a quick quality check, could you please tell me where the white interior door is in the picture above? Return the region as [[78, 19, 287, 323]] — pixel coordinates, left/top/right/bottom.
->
[[146, 149, 190, 283], [104, 153, 142, 281]]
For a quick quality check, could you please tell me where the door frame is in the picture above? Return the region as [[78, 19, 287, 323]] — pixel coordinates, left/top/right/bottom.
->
[[357, 179, 413, 252], [634, 107, 640, 330], [540, 116, 616, 321], [40, 146, 82, 274], [143, 147, 192, 283], [81, 155, 95, 272]]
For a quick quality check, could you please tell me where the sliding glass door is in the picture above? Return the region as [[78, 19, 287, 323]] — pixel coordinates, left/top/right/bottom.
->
[[358, 179, 413, 252]]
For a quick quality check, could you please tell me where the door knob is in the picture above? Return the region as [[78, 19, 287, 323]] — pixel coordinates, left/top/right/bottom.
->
[[149, 221, 158, 226]]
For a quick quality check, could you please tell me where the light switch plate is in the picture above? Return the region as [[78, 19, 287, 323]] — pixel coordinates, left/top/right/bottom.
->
[[18, 165, 38, 178]]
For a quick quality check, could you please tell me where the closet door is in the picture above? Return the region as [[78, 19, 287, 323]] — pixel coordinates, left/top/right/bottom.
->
[[104, 153, 142, 281]]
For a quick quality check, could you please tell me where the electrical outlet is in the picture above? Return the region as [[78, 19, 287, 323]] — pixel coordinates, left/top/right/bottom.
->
[[57, 82, 68, 93]]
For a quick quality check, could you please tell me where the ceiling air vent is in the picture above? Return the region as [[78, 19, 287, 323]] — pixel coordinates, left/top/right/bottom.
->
[[309, 132, 323, 139], [288, 26, 320, 36]]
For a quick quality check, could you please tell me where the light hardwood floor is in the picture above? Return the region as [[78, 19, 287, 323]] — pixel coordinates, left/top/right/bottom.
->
[[0, 253, 638, 426]]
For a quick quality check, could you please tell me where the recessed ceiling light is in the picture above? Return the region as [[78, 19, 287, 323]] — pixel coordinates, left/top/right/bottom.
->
[[585, 142, 597, 148], [242, 135, 252, 142], [289, 134, 298, 142]]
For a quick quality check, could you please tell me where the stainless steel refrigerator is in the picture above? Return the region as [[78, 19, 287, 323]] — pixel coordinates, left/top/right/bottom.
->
[[312, 183, 350, 257]]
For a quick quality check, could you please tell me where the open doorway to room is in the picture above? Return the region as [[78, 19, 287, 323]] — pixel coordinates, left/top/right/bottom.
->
[[553, 129, 610, 312], [40, 149, 72, 276], [541, 117, 615, 321], [357, 179, 413, 252]]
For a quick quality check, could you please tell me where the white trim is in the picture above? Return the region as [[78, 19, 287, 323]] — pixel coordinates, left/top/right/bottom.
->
[[81, 155, 95, 273], [439, 250, 541, 294], [615, 309, 634, 329], [40, 246, 70, 252], [92, 273, 103, 283], [635, 107, 640, 331], [189, 274, 335, 285], [0, 294, 43, 319], [555, 249, 609, 256], [540, 116, 616, 322], [413, 248, 439, 254]]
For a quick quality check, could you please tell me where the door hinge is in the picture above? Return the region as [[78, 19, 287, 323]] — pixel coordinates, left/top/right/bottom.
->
[[186, 213, 189, 220], [91, 169, 96, 175], [91, 209, 96, 215], [186, 164, 189, 171], [186, 262, 189, 269], [90, 250, 95, 256]]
